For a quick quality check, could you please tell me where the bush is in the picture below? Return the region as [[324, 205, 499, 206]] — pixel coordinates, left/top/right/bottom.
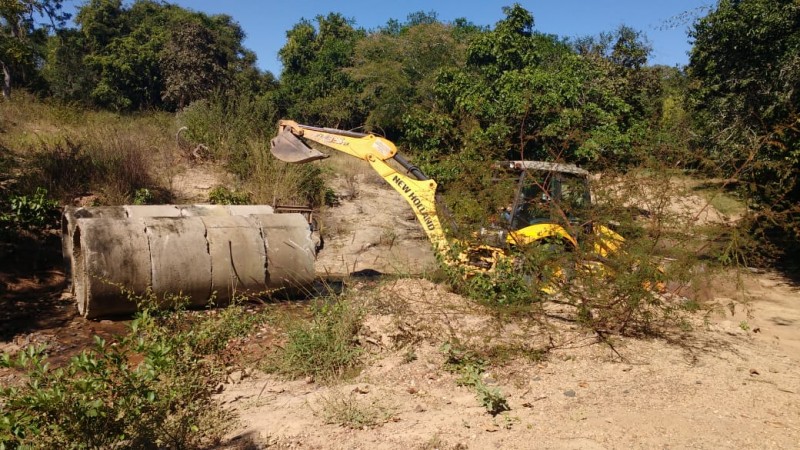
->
[[208, 186, 251, 205], [0, 292, 266, 449]]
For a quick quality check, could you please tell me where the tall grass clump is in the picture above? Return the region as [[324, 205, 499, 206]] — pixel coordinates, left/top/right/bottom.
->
[[0, 292, 267, 449], [178, 93, 327, 207]]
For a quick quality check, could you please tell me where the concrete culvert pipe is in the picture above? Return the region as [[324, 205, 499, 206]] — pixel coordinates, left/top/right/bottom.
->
[[252, 213, 317, 295], [62, 206, 127, 292], [72, 212, 315, 318], [62, 204, 275, 294], [201, 216, 268, 303], [144, 217, 213, 308], [73, 217, 152, 318]]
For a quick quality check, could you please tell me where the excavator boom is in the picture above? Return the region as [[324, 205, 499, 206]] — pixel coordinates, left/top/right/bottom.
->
[[271, 121, 452, 256]]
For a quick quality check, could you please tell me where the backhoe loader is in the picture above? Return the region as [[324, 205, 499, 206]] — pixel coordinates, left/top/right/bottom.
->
[[270, 120, 624, 275], [62, 121, 629, 318]]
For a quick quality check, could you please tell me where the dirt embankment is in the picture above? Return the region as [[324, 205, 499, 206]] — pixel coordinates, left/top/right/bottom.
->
[[314, 170, 437, 277]]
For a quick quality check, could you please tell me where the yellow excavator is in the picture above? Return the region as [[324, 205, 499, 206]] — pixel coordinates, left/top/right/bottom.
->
[[270, 120, 624, 275]]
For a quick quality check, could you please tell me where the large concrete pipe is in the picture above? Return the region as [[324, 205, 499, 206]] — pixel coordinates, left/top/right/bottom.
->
[[144, 217, 213, 306], [72, 217, 152, 317], [62, 204, 275, 292], [202, 215, 268, 302], [72, 213, 315, 318], [62, 206, 128, 292], [252, 214, 316, 292]]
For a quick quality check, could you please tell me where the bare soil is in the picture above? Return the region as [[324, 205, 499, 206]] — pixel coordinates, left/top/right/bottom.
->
[[219, 175, 800, 449], [170, 162, 233, 203], [219, 271, 800, 449], [0, 234, 130, 373], [314, 171, 436, 277]]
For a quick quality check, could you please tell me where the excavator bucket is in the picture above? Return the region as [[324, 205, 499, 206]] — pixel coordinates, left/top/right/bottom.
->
[[270, 129, 329, 164]]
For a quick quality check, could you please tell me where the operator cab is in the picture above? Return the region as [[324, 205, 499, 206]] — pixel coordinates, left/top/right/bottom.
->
[[493, 161, 592, 232]]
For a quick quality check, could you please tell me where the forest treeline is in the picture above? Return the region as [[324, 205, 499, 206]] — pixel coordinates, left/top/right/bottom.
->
[[1, 0, 798, 249]]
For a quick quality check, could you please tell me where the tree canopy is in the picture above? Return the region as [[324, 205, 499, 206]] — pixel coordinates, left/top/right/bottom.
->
[[689, 0, 799, 220], [2, 0, 797, 244]]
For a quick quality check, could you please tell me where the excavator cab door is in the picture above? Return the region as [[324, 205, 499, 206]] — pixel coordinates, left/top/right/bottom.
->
[[270, 129, 330, 164]]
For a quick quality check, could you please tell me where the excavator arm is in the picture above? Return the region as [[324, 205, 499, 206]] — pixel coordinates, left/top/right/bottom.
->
[[271, 120, 450, 254]]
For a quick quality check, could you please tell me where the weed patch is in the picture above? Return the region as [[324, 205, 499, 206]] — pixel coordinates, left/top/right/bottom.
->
[[266, 298, 363, 382], [208, 185, 251, 205], [0, 291, 266, 449], [318, 391, 395, 429], [0, 187, 59, 232], [441, 342, 510, 416]]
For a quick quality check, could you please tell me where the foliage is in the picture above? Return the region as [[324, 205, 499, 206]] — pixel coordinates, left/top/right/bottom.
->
[[441, 342, 509, 416], [398, 4, 656, 173], [347, 19, 470, 138], [0, 187, 58, 230], [208, 185, 251, 205], [159, 19, 229, 109], [131, 187, 152, 205], [0, 0, 70, 97], [0, 292, 266, 449], [57, 0, 268, 110], [40, 29, 94, 102], [451, 258, 537, 306], [266, 298, 363, 381], [277, 13, 365, 128], [688, 0, 800, 243]]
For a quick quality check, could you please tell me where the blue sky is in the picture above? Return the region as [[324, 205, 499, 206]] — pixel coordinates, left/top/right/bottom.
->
[[63, 0, 716, 76]]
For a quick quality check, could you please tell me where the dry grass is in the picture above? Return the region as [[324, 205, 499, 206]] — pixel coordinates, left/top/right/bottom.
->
[[317, 390, 396, 429], [1, 92, 177, 204]]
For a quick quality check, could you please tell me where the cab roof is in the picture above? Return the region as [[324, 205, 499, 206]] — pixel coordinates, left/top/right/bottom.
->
[[494, 160, 589, 176]]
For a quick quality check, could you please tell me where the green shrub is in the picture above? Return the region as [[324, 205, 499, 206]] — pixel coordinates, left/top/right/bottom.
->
[[132, 188, 154, 205], [445, 244, 561, 307], [208, 186, 251, 205], [0, 292, 266, 449], [0, 187, 59, 231]]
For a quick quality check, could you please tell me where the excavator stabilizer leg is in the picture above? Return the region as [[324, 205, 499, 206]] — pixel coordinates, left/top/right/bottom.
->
[[270, 129, 329, 164]]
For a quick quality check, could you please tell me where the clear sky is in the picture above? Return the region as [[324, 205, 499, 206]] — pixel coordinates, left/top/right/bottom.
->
[[63, 0, 716, 76]]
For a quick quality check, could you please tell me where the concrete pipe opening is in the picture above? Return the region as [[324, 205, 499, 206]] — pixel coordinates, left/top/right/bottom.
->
[[73, 218, 152, 318]]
